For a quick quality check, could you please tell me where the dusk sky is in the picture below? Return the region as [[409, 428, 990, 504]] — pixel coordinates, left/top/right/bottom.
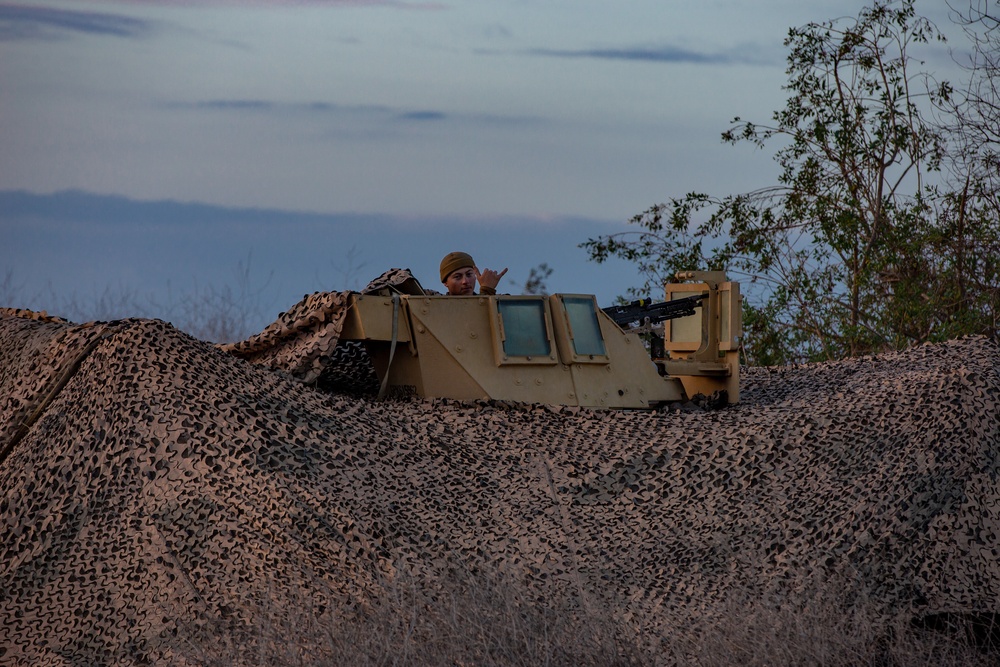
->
[[0, 0, 962, 336]]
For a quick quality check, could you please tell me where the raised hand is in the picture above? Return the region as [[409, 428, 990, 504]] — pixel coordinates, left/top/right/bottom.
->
[[475, 266, 508, 291]]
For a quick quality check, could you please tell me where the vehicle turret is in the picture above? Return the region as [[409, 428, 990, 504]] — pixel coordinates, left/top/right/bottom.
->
[[338, 271, 741, 409]]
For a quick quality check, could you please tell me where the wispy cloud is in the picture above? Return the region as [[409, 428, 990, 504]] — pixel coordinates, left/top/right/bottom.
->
[[397, 110, 447, 121], [526, 44, 768, 66], [183, 100, 279, 111], [0, 3, 155, 40], [102, 0, 447, 8], [161, 98, 541, 127], [162, 99, 391, 115], [0, 0, 445, 42]]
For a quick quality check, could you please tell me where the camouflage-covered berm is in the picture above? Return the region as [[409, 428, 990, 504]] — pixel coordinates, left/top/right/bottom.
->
[[1, 288, 998, 664]]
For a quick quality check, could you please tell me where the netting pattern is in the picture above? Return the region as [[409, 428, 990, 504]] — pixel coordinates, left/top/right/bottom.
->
[[1, 297, 998, 664], [216, 290, 352, 384], [215, 268, 422, 390]]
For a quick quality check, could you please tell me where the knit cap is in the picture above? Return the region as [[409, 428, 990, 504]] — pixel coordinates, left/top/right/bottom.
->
[[439, 252, 476, 283]]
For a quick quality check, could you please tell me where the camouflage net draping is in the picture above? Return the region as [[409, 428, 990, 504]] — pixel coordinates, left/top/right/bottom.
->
[[214, 268, 423, 392], [1, 285, 999, 664]]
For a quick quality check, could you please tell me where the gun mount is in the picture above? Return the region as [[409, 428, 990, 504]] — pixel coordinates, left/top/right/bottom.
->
[[339, 270, 741, 409]]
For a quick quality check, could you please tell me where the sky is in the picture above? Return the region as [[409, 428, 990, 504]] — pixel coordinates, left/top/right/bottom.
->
[[0, 0, 963, 337]]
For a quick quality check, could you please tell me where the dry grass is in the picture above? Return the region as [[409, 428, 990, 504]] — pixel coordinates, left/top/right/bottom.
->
[[2, 258, 272, 343], [166, 567, 639, 666], [654, 574, 996, 667], [164, 564, 994, 667]]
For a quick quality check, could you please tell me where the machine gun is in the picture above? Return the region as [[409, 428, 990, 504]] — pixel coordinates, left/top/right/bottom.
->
[[602, 292, 707, 332]]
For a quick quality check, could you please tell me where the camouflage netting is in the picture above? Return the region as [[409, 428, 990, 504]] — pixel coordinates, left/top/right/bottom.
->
[[214, 268, 423, 393], [1, 283, 999, 664]]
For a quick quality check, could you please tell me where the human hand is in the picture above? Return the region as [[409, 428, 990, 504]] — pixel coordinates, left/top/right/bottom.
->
[[475, 266, 508, 290]]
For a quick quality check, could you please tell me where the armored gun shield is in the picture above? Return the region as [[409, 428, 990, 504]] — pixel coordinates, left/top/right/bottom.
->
[[340, 271, 741, 409]]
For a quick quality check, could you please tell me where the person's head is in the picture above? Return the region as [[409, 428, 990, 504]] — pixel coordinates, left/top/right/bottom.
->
[[440, 251, 477, 295]]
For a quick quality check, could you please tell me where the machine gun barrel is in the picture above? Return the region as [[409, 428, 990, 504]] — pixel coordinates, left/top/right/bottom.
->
[[602, 292, 707, 330]]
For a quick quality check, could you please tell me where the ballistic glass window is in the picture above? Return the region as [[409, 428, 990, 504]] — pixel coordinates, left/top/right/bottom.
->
[[562, 296, 606, 357], [497, 300, 551, 358]]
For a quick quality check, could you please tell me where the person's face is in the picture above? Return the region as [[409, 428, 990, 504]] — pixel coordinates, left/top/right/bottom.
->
[[445, 266, 477, 295]]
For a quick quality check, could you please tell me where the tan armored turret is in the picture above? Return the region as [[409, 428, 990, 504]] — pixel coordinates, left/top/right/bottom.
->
[[339, 271, 741, 409]]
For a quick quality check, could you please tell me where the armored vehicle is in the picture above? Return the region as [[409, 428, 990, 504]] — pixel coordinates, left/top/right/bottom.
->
[[339, 271, 740, 409]]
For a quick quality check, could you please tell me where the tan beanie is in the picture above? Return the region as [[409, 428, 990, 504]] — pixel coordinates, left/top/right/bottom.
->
[[440, 251, 475, 283]]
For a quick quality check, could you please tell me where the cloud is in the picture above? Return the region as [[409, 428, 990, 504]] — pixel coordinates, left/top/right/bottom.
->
[[527, 44, 767, 66], [0, 0, 445, 41], [0, 3, 155, 40], [397, 110, 447, 121], [185, 100, 278, 111], [162, 99, 388, 115], [161, 98, 540, 127], [100, 0, 446, 8], [0, 189, 632, 327]]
